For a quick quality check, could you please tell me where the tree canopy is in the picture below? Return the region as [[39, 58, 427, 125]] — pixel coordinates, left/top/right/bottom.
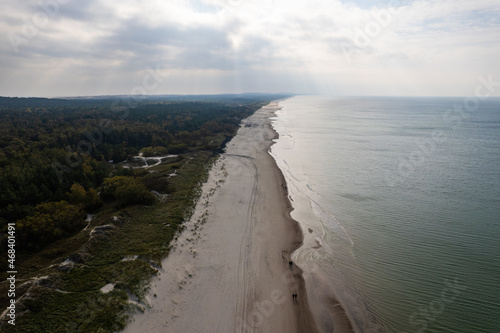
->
[[0, 94, 288, 252]]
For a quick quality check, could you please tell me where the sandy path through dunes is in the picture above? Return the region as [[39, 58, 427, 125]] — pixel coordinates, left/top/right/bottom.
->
[[123, 103, 319, 333]]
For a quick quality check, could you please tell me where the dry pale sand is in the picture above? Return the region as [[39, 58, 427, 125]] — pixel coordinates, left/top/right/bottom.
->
[[123, 102, 352, 333]]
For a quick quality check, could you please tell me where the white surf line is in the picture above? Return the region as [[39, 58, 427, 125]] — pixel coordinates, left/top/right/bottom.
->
[[309, 198, 355, 247], [329, 214, 354, 246]]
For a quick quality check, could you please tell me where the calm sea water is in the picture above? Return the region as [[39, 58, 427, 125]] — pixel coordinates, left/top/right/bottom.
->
[[271, 96, 500, 333]]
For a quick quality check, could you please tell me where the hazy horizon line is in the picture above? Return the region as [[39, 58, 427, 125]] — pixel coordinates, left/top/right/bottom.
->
[[3, 93, 499, 100]]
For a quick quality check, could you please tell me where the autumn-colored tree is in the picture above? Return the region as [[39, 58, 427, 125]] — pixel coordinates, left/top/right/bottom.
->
[[101, 176, 132, 201], [114, 181, 155, 207], [85, 187, 102, 211], [67, 183, 86, 205], [17, 201, 85, 250], [67, 183, 102, 211], [102, 176, 155, 207]]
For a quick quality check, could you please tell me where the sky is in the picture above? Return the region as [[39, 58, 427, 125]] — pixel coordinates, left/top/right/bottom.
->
[[1, 0, 500, 97]]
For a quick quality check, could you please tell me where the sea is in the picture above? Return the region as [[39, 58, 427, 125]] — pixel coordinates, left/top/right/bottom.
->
[[270, 95, 500, 333]]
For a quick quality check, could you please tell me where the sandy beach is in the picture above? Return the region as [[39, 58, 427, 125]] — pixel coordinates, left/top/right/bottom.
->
[[123, 102, 352, 333]]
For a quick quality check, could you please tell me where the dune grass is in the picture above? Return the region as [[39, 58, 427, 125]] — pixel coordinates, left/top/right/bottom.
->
[[0, 151, 216, 332]]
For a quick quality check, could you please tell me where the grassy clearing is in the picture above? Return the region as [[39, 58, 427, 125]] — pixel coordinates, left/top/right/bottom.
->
[[0, 150, 216, 332]]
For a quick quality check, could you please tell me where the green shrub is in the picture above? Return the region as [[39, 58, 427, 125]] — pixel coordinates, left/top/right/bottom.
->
[[16, 201, 85, 250], [102, 176, 155, 207]]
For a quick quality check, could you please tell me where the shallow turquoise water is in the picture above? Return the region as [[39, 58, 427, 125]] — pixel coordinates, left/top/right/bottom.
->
[[272, 96, 500, 333]]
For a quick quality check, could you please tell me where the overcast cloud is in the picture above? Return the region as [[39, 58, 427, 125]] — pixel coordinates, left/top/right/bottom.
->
[[1, 0, 499, 97]]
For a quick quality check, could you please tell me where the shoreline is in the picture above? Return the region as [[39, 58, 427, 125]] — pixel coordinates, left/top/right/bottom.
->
[[270, 98, 387, 333], [252, 102, 320, 333], [122, 101, 350, 333], [268, 102, 355, 333]]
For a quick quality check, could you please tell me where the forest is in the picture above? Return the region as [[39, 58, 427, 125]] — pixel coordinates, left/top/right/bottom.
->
[[0, 94, 287, 254]]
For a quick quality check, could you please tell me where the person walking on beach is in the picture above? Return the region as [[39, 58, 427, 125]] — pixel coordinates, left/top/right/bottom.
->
[[289, 260, 293, 267]]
